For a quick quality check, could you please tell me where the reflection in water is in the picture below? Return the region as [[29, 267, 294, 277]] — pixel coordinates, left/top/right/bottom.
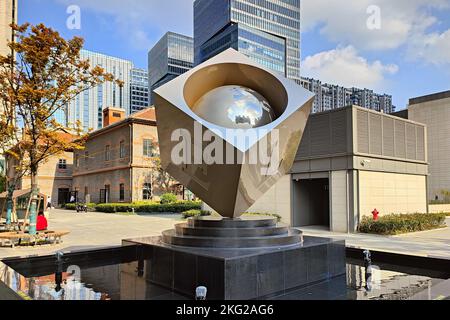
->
[[0, 263, 109, 300], [192, 85, 276, 129], [0, 260, 446, 300], [346, 264, 436, 300]]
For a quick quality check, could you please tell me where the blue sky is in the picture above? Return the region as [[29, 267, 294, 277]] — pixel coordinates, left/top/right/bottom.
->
[[19, 0, 450, 110]]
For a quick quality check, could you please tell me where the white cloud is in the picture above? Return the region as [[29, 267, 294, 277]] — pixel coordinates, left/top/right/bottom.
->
[[55, 0, 193, 50], [302, 46, 399, 89], [407, 29, 450, 65], [302, 0, 450, 51]]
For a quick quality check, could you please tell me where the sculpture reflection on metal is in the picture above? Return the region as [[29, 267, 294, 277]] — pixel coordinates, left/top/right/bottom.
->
[[192, 85, 276, 129], [154, 49, 315, 219]]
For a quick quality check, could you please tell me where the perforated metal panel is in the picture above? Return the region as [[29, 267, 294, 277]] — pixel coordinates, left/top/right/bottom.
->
[[355, 108, 425, 162], [383, 118, 395, 157], [331, 110, 347, 154], [416, 127, 425, 161], [395, 120, 406, 159], [297, 106, 426, 163], [310, 114, 331, 156], [357, 110, 369, 154], [406, 124, 417, 160], [369, 113, 382, 155]]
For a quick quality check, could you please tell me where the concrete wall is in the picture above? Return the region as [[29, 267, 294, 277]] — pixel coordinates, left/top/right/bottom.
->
[[358, 171, 427, 217], [409, 94, 450, 201], [330, 170, 349, 232]]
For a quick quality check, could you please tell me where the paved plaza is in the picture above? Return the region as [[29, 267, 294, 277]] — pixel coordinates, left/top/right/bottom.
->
[[0, 209, 182, 259], [0, 210, 449, 260], [301, 218, 450, 260]]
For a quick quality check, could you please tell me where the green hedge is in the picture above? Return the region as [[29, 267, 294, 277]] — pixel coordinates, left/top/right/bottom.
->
[[64, 203, 97, 211], [182, 209, 212, 219], [359, 213, 447, 235], [94, 201, 202, 214], [244, 212, 282, 222]]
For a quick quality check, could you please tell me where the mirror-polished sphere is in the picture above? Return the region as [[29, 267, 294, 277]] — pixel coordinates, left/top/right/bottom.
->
[[191, 85, 276, 129]]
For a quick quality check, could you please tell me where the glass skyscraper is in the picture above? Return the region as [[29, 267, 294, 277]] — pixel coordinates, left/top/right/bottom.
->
[[148, 32, 194, 104], [194, 0, 301, 80], [130, 68, 150, 114], [67, 50, 133, 131]]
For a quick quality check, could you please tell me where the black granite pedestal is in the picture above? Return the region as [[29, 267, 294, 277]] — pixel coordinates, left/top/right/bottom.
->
[[123, 217, 346, 300]]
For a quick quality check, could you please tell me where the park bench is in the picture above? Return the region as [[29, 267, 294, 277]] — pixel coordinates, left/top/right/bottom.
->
[[0, 230, 70, 248]]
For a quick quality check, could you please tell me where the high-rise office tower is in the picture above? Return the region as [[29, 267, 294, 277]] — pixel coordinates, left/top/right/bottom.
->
[[0, 0, 17, 57], [67, 50, 133, 131], [194, 0, 301, 81], [130, 68, 150, 114], [148, 32, 194, 104]]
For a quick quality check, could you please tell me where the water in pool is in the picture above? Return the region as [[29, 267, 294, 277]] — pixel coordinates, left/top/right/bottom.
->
[[0, 248, 448, 300]]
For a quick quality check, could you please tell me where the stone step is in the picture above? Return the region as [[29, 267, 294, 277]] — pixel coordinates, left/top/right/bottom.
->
[[187, 216, 278, 229], [175, 223, 289, 238], [162, 228, 303, 249]]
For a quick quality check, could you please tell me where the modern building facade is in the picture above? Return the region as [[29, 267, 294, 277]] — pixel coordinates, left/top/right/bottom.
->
[[0, 0, 16, 57], [249, 106, 428, 232], [72, 108, 160, 204], [407, 90, 450, 202], [194, 0, 301, 80], [148, 32, 194, 104], [67, 50, 133, 132], [130, 68, 150, 114], [300, 77, 395, 114]]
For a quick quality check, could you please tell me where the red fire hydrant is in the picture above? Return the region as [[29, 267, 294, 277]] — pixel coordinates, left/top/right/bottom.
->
[[372, 209, 379, 221]]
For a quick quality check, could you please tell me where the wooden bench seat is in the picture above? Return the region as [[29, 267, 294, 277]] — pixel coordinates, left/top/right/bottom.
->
[[0, 230, 70, 248]]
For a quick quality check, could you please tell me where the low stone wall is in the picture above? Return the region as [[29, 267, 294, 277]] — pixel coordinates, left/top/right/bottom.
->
[[429, 204, 450, 213]]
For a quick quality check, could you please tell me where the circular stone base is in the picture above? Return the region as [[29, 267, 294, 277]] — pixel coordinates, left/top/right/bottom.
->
[[162, 216, 303, 249]]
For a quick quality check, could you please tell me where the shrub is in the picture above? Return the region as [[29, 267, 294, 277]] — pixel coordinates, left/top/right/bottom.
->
[[182, 209, 211, 219], [64, 203, 96, 211], [244, 212, 282, 222], [160, 193, 178, 204], [359, 213, 447, 235], [95, 201, 202, 214]]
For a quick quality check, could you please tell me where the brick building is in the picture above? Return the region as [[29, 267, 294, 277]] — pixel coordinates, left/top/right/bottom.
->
[[72, 107, 159, 204], [6, 133, 75, 208]]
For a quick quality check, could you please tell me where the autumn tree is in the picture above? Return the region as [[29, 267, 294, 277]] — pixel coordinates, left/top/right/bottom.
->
[[0, 23, 121, 233], [152, 157, 175, 194]]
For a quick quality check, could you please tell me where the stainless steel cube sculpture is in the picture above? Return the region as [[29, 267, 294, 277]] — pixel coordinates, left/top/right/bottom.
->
[[154, 49, 314, 219]]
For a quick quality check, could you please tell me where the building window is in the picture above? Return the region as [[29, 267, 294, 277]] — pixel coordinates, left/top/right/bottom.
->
[[85, 152, 89, 167], [105, 145, 111, 161], [58, 159, 67, 170], [143, 139, 154, 157], [75, 155, 79, 168], [120, 184, 125, 202], [143, 183, 152, 200], [120, 141, 125, 159], [105, 185, 110, 203]]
